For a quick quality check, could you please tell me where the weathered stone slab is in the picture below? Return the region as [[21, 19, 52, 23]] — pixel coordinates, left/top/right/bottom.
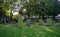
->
[[46, 18, 53, 25], [39, 19, 44, 25], [27, 19, 30, 26], [18, 14, 23, 27]]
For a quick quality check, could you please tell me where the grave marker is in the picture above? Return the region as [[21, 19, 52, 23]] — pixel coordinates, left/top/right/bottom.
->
[[46, 18, 53, 26], [18, 14, 23, 27], [39, 19, 44, 25]]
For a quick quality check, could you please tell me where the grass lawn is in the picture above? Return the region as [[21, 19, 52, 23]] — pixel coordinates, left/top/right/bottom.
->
[[0, 25, 22, 37], [0, 24, 60, 37]]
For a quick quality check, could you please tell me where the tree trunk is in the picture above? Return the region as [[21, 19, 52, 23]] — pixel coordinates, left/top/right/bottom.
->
[[53, 15, 55, 19], [42, 14, 44, 20], [39, 14, 41, 19]]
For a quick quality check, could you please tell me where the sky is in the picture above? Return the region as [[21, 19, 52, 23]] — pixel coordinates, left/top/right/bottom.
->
[[58, 0, 60, 1]]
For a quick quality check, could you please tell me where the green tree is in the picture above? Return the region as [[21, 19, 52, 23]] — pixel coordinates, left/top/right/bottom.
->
[[0, 0, 18, 23], [23, 0, 54, 20]]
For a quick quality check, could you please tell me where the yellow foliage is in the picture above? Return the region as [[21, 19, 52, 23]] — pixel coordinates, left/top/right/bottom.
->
[[6, 9, 11, 16]]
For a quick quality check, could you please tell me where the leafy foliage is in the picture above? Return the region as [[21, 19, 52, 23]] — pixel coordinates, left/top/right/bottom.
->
[[23, 0, 54, 16]]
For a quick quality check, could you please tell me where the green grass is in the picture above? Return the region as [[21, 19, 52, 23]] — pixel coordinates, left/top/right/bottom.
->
[[0, 25, 22, 37], [22, 25, 60, 37], [0, 25, 60, 37]]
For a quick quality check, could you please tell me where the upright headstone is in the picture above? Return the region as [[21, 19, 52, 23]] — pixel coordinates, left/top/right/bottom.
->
[[18, 14, 23, 27], [46, 18, 53, 26], [39, 19, 44, 25], [27, 18, 30, 26]]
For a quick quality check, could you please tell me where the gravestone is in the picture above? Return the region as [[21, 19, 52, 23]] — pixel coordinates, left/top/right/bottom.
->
[[18, 14, 23, 27], [39, 19, 44, 25], [46, 18, 53, 26], [27, 18, 30, 26]]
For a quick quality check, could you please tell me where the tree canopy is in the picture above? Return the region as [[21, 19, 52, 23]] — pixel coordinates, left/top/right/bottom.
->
[[22, 0, 54, 16]]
